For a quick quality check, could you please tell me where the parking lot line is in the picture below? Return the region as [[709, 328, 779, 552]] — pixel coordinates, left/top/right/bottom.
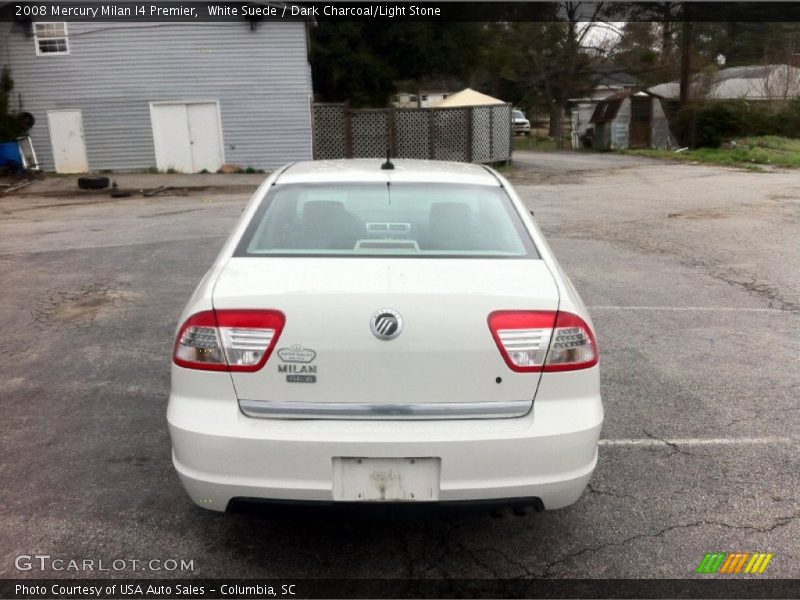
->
[[590, 306, 793, 313], [600, 437, 796, 446]]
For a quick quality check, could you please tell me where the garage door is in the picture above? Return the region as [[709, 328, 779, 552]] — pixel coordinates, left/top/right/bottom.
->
[[150, 102, 224, 173]]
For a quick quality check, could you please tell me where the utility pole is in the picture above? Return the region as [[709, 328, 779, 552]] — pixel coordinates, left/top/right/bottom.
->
[[678, 4, 694, 146], [679, 5, 692, 106]]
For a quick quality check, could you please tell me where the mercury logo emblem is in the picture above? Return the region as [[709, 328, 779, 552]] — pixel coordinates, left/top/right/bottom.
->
[[370, 309, 402, 340]]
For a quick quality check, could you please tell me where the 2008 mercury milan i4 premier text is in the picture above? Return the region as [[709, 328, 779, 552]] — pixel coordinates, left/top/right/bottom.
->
[[168, 158, 603, 512]]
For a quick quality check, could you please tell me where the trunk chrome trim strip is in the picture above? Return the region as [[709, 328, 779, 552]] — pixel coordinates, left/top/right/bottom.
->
[[238, 399, 533, 420]]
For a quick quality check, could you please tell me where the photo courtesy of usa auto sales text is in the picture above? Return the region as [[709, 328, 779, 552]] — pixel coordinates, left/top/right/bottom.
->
[[16, 584, 203, 597], [15, 584, 297, 597]]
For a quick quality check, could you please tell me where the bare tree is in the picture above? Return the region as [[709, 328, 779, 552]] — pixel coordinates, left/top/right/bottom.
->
[[510, 2, 610, 144], [760, 42, 800, 104]]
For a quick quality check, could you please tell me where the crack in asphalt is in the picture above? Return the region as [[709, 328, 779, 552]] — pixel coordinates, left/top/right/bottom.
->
[[391, 518, 460, 578], [395, 517, 542, 579], [544, 215, 800, 313], [443, 517, 538, 579], [540, 512, 799, 577], [701, 266, 800, 313], [725, 416, 749, 429], [417, 518, 457, 578], [586, 483, 639, 502], [643, 429, 694, 457], [459, 544, 536, 578]]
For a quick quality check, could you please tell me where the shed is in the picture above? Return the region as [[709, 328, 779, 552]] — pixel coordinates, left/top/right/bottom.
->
[[589, 92, 674, 150]]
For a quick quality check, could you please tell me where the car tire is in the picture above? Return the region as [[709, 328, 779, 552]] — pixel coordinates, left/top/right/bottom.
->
[[77, 176, 110, 190], [20, 112, 36, 132]]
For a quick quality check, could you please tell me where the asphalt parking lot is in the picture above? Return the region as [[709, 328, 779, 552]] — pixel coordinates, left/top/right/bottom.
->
[[1, 152, 797, 582]]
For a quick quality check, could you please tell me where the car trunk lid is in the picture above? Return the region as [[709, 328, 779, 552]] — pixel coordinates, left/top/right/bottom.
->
[[212, 257, 559, 415]]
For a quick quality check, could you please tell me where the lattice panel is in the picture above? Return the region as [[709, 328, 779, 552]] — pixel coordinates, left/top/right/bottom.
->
[[312, 104, 346, 160], [394, 109, 429, 159], [491, 104, 512, 162], [432, 108, 469, 162], [351, 111, 389, 158], [312, 103, 511, 164], [471, 107, 492, 163]]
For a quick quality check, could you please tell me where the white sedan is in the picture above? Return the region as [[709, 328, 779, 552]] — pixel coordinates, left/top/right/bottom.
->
[[168, 159, 603, 512]]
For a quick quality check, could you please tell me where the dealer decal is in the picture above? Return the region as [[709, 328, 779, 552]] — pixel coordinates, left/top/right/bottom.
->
[[277, 345, 317, 382], [277, 345, 317, 363]]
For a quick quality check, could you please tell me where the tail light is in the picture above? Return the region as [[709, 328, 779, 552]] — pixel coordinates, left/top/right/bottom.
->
[[488, 310, 598, 372], [173, 309, 285, 372]]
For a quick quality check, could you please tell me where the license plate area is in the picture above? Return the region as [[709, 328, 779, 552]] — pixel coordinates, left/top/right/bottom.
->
[[332, 457, 441, 502]]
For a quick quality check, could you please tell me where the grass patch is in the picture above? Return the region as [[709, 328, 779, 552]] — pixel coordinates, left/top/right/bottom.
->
[[494, 162, 516, 175], [623, 136, 800, 170]]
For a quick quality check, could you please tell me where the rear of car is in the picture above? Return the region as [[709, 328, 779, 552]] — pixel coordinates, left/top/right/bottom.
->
[[168, 159, 602, 511]]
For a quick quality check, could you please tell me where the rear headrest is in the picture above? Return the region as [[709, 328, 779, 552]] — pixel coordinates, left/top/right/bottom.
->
[[302, 200, 346, 222], [429, 202, 473, 231]]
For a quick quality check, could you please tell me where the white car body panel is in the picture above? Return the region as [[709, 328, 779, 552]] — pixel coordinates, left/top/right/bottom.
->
[[167, 159, 603, 512], [168, 365, 601, 510], [213, 258, 558, 405]]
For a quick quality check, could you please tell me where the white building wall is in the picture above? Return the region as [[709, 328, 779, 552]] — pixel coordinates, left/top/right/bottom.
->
[[1, 21, 313, 171]]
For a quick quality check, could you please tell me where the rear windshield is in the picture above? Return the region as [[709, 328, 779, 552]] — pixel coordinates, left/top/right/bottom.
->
[[235, 183, 538, 258]]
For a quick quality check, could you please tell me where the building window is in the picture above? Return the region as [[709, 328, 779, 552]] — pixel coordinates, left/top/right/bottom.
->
[[421, 95, 429, 101], [34, 22, 69, 56]]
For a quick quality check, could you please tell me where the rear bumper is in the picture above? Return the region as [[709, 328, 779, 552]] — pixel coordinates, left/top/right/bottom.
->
[[168, 368, 603, 512]]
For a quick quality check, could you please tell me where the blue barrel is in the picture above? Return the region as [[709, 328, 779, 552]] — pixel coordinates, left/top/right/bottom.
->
[[0, 141, 23, 172]]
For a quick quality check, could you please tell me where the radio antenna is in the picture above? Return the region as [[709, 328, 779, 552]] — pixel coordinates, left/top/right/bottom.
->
[[381, 146, 394, 170]]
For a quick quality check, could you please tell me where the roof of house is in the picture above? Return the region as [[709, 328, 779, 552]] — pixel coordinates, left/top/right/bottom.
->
[[648, 64, 800, 100], [435, 88, 506, 107]]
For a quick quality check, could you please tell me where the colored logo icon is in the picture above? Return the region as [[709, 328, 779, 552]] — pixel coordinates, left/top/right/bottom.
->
[[696, 552, 774, 574]]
